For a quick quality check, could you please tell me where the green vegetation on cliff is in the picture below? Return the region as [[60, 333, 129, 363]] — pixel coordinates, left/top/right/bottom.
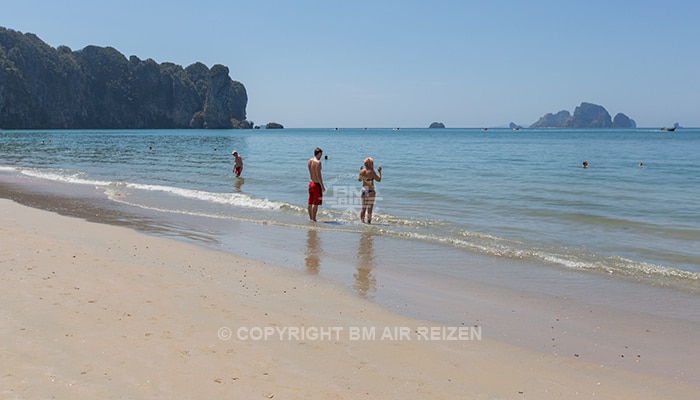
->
[[0, 27, 250, 129]]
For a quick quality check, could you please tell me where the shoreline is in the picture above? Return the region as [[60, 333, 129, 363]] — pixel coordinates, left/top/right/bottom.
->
[[2, 176, 700, 387], [1, 198, 698, 398]]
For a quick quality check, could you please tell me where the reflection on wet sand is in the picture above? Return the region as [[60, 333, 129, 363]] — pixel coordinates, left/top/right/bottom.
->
[[234, 177, 245, 192], [354, 230, 377, 298], [304, 229, 321, 274]]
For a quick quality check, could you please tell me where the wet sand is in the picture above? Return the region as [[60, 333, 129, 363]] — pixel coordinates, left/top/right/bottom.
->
[[1, 198, 699, 399]]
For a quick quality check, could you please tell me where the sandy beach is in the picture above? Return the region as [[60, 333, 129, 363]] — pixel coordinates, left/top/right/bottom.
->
[[1, 198, 697, 399]]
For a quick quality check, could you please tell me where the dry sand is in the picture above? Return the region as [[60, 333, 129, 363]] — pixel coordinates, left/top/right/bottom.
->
[[1, 198, 697, 399]]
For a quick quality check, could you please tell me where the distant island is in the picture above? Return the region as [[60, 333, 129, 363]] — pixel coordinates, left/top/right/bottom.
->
[[265, 122, 284, 129], [529, 102, 636, 129], [0, 27, 251, 129], [429, 122, 445, 128]]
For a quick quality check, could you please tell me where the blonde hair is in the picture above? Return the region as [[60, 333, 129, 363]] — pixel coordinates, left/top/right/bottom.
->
[[363, 157, 374, 169]]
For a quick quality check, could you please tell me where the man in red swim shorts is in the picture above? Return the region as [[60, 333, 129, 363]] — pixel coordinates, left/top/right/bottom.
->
[[307, 147, 326, 221], [232, 150, 243, 177]]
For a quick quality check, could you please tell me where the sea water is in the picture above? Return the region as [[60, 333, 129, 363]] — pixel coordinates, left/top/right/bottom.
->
[[1, 128, 699, 312]]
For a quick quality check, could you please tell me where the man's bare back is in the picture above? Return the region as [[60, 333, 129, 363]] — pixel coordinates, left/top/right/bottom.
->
[[308, 157, 323, 186]]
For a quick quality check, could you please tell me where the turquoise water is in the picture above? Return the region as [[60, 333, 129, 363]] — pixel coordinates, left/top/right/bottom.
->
[[1, 127, 700, 291]]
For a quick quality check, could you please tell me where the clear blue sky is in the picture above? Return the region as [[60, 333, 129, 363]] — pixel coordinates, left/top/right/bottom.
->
[[2, 0, 699, 128]]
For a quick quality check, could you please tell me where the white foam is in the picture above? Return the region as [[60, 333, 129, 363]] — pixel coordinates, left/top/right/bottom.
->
[[122, 182, 284, 210], [12, 167, 288, 212], [20, 168, 112, 186]]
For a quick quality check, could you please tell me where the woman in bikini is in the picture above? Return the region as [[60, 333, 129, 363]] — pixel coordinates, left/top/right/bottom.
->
[[358, 157, 382, 224]]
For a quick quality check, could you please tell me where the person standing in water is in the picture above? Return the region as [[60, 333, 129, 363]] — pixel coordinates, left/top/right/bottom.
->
[[358, 157, 382, 224], [307, 147, 325, 221], [232, 150, 243, 177]]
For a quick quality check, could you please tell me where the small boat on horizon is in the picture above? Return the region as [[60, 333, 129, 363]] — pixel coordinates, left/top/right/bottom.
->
[[661, 122, 680, 132]]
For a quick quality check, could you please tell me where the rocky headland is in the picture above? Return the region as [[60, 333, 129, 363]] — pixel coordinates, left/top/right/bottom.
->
[[0, 27, 250, 129]]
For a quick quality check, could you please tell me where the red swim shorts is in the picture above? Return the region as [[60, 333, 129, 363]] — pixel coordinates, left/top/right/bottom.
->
[[308, 181, 323, 205], [234, 166, 242, 177]]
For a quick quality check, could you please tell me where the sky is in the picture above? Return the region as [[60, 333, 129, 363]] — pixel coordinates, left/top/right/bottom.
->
[[1, 0, 699, 128]]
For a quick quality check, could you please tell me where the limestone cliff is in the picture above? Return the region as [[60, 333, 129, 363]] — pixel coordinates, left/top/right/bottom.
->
[[530, 102, 636, 129], [529, 110, 571, 128], [0, 27, 249, 129]]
